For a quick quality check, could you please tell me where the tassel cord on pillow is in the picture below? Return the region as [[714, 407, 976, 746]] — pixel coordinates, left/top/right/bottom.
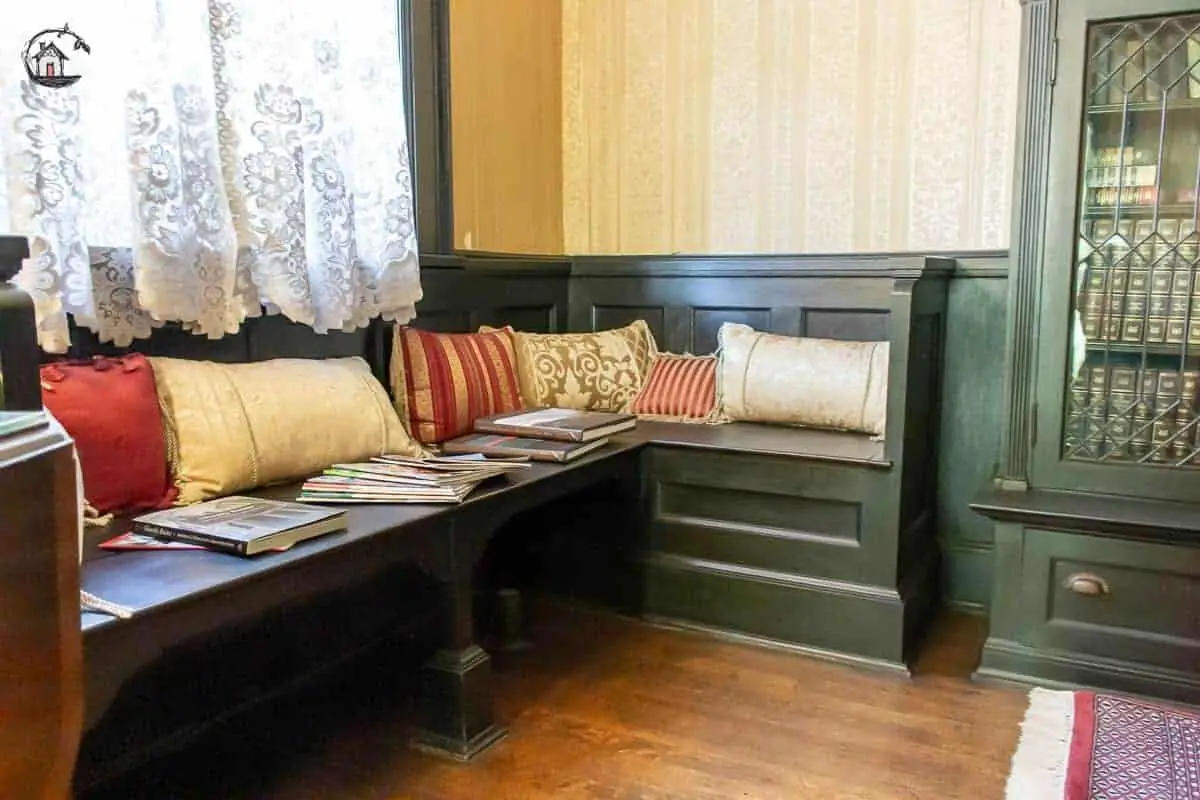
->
[[79, 502, 134, 618], [80, 590, 134, 619]]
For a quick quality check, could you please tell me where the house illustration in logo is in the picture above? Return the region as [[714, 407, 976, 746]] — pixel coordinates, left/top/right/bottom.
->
[[21, 24, 90, 88], [33, 42, 68, 79]]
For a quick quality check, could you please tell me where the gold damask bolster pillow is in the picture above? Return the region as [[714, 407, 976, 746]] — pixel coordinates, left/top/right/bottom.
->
[[480, 320, 659, 412], [717, 323, 889, 437], [149, 356, 427, 505]]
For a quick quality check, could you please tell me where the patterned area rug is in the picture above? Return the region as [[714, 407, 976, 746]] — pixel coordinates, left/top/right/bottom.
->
[[1006, 687, 1200, 799]]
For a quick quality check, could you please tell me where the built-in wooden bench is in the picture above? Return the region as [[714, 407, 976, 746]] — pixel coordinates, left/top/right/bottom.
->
[[634, 421, 919, 669], [78, 440, 643, 784], [15, 251, 951, 789], [558, 254, 951, 671]]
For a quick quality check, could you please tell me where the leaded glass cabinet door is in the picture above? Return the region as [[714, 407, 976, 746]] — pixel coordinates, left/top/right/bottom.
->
[[1034, 0, 1200, 501]]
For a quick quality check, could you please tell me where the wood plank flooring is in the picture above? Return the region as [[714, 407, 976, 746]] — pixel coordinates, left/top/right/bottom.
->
[[80, 602, 1029, 800]]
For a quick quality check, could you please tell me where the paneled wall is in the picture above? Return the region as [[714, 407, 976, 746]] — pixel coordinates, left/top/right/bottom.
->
[[561, 0, 1022, 255], [448, 0, 563, 254], [938, 255, 1009, 613], [567, 256, 905, 354], [433, 1, 1017, 612]]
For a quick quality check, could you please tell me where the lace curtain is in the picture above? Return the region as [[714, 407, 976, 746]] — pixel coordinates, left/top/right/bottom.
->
[[0, 1, 421, 354]]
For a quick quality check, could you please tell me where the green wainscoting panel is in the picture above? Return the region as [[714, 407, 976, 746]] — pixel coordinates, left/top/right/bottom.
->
[[410, 250, 1012, 618], [938, 253, 1009, 613], [938, 542, 995, 612]]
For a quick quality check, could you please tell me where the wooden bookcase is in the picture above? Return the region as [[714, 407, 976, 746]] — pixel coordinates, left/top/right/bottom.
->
[[975, 0, 1200, 703]]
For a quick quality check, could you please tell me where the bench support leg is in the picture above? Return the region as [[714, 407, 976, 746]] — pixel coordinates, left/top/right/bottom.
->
[[413, 644, 507, 760], [413, 535, 507, 761]]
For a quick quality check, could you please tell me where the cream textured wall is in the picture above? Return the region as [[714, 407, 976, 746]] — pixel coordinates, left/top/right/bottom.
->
[[560, 0, 1022, 255], [450, 0, 563, 254]]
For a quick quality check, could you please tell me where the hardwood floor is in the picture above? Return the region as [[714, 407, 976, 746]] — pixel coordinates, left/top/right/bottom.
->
[[80, 602, 1029, 800]]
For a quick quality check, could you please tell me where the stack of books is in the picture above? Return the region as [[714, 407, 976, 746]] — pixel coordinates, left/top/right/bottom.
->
[[439, 408, 637, 463], [296, 454, 530, 504]]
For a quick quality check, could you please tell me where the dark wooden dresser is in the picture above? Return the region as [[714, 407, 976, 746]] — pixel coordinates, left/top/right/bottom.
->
[[0, 415, 84, 794]]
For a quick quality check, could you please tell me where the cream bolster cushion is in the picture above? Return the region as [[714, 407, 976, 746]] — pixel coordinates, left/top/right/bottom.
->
[[150, 356, 426, 505], [717, 323, 889, 437]]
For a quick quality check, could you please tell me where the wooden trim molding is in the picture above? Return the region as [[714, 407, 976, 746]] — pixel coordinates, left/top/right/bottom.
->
[[569, 253, 957, 280], [420, 251, 1006, 279], [997, 0, 1056, 489], [408, 0, 454, 253], [970, 485, 1200, 542], [942, 250, 1009, 279], [420, 253, 572, 276]]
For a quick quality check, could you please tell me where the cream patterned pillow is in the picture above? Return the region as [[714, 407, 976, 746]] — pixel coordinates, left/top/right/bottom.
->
[[483, 321, 659, 412], [150, 356, 427, 504], [718, 323, 889, 437], [608, 319, 659, 386]]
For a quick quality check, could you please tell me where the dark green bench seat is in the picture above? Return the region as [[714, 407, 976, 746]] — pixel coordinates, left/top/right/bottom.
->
[[76, 417, 930, 786], [629, 421, 932, 674], [63, 252, 951, 789], [78, 440, 643, 786]]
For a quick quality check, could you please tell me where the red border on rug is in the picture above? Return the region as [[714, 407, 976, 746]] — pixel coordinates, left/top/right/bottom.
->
[[1064, 691, 1097, 800]]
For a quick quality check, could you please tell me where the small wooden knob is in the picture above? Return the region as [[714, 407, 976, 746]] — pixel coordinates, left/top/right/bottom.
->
[[1064, 572, 1110, 596]]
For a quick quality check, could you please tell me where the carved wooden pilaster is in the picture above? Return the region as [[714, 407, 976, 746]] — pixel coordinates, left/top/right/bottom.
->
[[997, 0, 1057, 490]]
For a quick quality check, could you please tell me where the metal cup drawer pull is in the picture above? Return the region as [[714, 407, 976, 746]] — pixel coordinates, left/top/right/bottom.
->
[[1063, 572, 1111, 596]]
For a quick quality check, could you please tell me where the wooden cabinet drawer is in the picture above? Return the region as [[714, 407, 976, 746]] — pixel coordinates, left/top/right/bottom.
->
[[1016, 528, 1200, 672]]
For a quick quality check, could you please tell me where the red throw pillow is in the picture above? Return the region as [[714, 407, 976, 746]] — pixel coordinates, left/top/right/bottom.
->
[[392, 326, 525, 444], [629, 353, 720, 422], [40, 354, 177, 514]]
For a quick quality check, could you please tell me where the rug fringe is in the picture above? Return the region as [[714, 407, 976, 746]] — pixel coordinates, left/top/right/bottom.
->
[[1005, 687, 1074, 800]]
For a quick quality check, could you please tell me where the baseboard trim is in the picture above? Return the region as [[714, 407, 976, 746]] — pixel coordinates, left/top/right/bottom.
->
[[643, 552, 901, 603], [936, 542, 994, 613], [936, 539, 995, 554], [977, 637, 1200, 705], [641, 614, 912, 677], [944, 599, 989, 616], [642, 554, 921, 666]]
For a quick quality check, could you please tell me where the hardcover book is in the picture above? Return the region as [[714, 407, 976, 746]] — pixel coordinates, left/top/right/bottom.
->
[[132, 496, 346, 556], [441, 433, 610, 462], [99, 531, 294, 552], [0, 411, 46, 439], [473, 407, 636, 443]]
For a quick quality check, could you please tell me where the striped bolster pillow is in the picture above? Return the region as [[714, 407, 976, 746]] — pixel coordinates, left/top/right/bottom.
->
[[391, 325, 525, 444], [629, 352, 723, 423]]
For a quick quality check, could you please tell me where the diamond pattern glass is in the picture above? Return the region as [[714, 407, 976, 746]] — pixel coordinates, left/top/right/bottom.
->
[[1067, 14, 1200, 467]]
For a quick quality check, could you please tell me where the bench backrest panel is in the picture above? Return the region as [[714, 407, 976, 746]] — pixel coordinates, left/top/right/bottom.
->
[[568, 258, 899, 355], [13, 243, 949, 594], [408, 256, 570, 335]]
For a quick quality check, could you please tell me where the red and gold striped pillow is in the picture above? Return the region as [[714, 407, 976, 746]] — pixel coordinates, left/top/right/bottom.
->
[[629, 352, 723, 423], [390, 325, 525, 444]]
